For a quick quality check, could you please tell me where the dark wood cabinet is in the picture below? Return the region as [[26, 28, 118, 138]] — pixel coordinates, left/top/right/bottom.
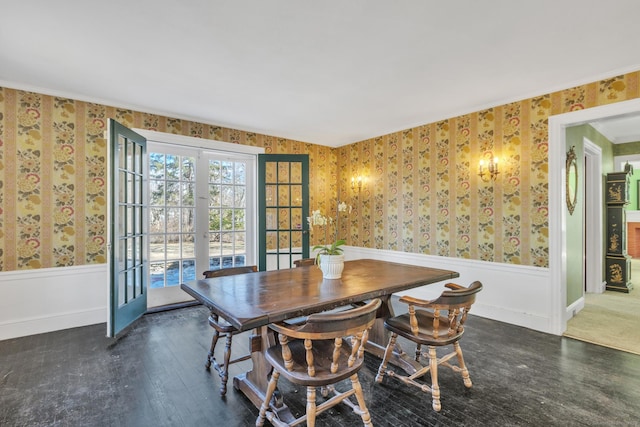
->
[[606, 206, 626, 256], [606, 256, 632, 292], [605, 172, 630, 204], [605, 172, 632, 292]]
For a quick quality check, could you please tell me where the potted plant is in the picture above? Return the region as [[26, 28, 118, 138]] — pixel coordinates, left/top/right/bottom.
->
[[307, 201, 351, 279]]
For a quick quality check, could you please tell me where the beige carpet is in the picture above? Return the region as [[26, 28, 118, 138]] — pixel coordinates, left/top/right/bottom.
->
[[564, 266, 640, 355]]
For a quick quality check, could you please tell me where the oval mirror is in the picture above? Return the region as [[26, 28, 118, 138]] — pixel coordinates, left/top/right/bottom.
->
[[566, 146, 578, 215]]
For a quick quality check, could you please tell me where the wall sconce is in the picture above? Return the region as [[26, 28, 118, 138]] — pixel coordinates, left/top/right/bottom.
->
[[351, 175, 365, 193], [478, 157, 499, 182]]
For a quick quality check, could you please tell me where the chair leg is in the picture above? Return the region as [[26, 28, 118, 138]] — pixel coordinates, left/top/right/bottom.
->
[[306, 385, 317, 427], [375, 333, 398, 383], [205, 328, 220, 370], [454, 342, 472, 388], [350, 374, 373, 427], [219, 334, 234, 396], [428, 346, 441, 412], [256, 370, 280, 427]]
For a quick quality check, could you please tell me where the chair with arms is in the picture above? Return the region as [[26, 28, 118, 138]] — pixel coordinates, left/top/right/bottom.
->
[[202, 265, 258, 396], [256, 298, 382, 427], [375, 281, 483, 412], [293, 258, 316, 267]]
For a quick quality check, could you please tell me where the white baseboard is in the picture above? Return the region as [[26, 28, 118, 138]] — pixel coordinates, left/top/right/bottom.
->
[[0, 264, 108, 341], [0, 306, 106, 340], [566, 296, 585, 320]]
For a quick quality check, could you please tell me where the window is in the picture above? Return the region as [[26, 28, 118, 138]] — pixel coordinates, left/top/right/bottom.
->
[[206, 159, 249, 270], [143, 135, 259, 293], [148, 150, 196, 288]]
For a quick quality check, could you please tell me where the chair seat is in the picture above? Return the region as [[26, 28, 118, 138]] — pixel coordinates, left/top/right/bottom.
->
[[385, 311, 464, 346], [265, 339, 363, 387]]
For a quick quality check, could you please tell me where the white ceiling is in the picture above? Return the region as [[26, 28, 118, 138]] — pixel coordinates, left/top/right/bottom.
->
[[2, 0, 640, 147], [589, 115, 640, 144]]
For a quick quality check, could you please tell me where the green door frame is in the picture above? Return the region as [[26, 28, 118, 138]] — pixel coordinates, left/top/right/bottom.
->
[[258, 154, 310, 271], [108, 119, 148, 337]]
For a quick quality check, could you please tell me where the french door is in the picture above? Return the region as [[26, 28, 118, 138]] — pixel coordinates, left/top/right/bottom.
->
[[109, 125, 311, 327], [108, 120, 148, 337], [147, 142, 257, 306], [258, 154, 310, 270]]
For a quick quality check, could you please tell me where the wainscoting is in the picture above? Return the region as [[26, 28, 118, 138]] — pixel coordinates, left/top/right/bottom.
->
[[0, 264, 108, 341], [0, 247, 553, 341], [344, 247, 552, 333]]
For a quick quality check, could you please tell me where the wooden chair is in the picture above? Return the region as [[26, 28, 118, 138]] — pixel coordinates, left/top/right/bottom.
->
[[256, 298, 382, 427], [375, 281, 483, 411], [293, 257, 316, 267], [202, 265, 258, 396]]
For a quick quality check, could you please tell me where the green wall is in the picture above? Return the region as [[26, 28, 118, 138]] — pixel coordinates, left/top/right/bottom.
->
[[565, 124, 615, 306], [613, 141, 640, 156], [614, 141, 640, 210], [626, 168, 640, 210]]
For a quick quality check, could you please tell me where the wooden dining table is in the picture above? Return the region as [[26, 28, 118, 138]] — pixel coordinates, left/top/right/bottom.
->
[[181, 258, 459, 413]]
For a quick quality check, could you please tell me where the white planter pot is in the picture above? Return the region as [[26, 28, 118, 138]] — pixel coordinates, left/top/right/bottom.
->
[[319, 254, 345, 279]]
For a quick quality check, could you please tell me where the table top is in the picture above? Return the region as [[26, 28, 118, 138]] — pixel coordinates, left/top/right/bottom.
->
[[180, 259, 459, 331]]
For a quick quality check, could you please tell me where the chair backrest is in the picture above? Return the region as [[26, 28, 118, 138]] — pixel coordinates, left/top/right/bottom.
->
[[293, 258, 316, 267], [276, 298, 381, 338], [401, 281, 482, 339], [269, 299, 382, 374], [202, 265, 257, 278], [432, 280, 482, 309]]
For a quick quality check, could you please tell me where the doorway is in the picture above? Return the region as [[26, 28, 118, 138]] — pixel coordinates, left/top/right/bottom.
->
[[134, 129, 264, 309], [549, 98, 640, 335]]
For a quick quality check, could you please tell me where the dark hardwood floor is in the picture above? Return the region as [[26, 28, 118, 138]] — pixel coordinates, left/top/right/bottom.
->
[[1, 303, 639, 427]]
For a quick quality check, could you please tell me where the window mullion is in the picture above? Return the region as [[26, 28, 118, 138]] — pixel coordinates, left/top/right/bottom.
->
[[195, 153, 210, 272]]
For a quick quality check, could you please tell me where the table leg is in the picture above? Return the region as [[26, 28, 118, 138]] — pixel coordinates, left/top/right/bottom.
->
[[232, 326, 297, 423], [233, 326, 272, 407]]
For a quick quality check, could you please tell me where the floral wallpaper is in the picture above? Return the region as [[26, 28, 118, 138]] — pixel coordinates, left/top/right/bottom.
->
[[338, 71, 640, 268], [0, 71, 639, 271], [0, 88, 332, 270]]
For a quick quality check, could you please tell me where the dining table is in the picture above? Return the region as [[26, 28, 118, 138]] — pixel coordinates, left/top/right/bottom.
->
[[181, 258, 459, 415]]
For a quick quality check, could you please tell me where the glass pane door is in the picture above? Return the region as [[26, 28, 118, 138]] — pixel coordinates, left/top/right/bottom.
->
[[148, 152, 196, 288], [207, 159, 249, 270], [146, 142, 257, 307], [108, 120, 147, 337], [258, 155, 309, 270]]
